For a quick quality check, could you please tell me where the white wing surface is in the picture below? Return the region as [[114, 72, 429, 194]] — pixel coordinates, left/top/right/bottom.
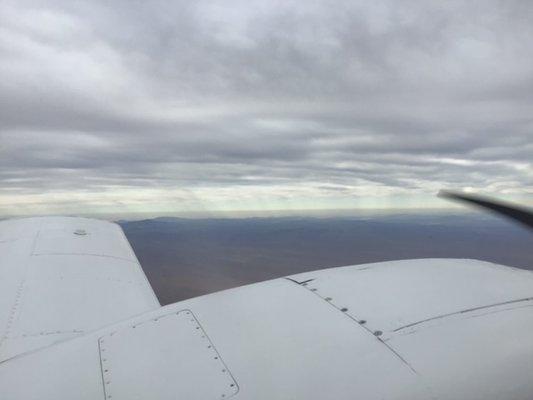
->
[[2, 216, 533, 399], [2, 243, 533, 399], [0, 217, 160, 361]]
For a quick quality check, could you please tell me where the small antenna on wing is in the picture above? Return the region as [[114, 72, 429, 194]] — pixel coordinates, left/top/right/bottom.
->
[[438, 190, 533, 230]]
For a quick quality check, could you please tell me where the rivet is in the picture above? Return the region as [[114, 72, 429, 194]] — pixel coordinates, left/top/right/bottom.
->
[[310, 288, 317, 292], [325, 297, 332, 301], [358, 320, 367, 324], [374, 330, 383, 337], [214, 356, 219, 359], [341, 308, 348, 312]]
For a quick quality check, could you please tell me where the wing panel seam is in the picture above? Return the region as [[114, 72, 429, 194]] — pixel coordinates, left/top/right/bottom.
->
[[392, 296, 533, 332], [284, 277, 418, 374]]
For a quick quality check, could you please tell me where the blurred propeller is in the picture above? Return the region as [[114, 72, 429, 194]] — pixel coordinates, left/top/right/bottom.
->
[[438, 190, 533, 230]]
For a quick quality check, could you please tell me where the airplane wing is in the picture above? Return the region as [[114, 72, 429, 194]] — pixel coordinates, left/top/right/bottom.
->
[[0, 217, 160, 361], [1, 217, 533, 399]]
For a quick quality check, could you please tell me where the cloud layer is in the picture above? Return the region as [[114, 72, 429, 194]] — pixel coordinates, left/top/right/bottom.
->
[[1, 0, 532, 215]]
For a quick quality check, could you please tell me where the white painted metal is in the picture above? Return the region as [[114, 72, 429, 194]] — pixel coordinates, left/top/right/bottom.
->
[[0, 278, 430, 400], [1, 217, 533, 399], [287, 258, 533, 339], [389, 304, 533, 399], [0, 217, 160, 362], [99, 310, 238, 400]]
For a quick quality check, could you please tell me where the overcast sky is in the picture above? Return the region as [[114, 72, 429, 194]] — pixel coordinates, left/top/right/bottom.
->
[[1, 0, 532, 216]]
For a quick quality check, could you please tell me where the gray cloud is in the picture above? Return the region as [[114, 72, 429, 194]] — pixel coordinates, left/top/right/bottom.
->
[[0, 0, 532, 215]]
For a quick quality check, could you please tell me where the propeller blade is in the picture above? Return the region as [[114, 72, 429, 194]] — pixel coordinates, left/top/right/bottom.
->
[[438, 190, 533, 230]]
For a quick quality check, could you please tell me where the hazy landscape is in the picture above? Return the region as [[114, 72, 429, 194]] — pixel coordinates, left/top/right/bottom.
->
[[121, 211, 533, 305]]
